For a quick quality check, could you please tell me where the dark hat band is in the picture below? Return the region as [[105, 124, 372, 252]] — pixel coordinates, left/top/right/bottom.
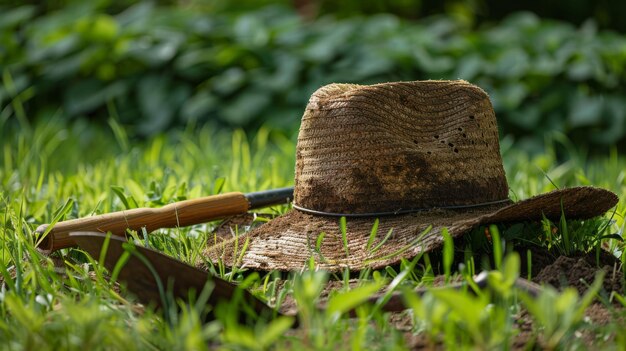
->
[[292, 198, 512, 218]]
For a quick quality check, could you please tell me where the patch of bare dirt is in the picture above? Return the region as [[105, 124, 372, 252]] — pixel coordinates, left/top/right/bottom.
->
[[531, 252, 623, 297], [401, 248, 625, 350]]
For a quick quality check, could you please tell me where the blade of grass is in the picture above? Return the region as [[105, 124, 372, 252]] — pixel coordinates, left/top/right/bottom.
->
[[365, 218, 379, 251], [489, 224, 502, 270], [442, 228, 453, 281], [35, 198, 74, 248], [340, 216, 349, 257]]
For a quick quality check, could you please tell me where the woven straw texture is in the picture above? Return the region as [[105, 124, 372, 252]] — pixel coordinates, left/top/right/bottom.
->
[[295, 80, 508, 213], [203, 80, 619, 272]]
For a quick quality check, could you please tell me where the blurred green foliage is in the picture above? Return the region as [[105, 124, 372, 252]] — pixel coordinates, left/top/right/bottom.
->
[[1, 2, 625, 149], [308, 0, 626, 33]]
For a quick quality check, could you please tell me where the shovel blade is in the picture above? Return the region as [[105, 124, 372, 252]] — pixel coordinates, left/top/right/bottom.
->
[[69, 232, 278, 322]]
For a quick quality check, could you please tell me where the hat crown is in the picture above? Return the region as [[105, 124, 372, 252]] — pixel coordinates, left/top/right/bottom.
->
[[293, 80, 509, 214]]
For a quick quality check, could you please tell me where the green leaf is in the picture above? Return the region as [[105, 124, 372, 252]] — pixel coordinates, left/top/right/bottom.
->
[[431, 288, 487, 330], [107, 115, 129, 152], [110, 247, 131, 283], [0, 6, 36, 29], [64, 80, 128, 115], [502, 253, 520, 286], [442, 228, 453, 279], [315, 232, 325, 252], [559, 205, 571, 255], [36, 197, 75, 248], [326, 280, 384, 316], [220, 89, 271, 126], [259, 316, 295, 346], [490, 225, 503, 270], [137, 75, 188, 135], [111, 185, 132, 210], [212, 67, 247, 95], [599, 234, 624, 242], [51, 197, 75, 222], [575, 271, 605, 320], [369, 228, 394, 254], [365, 218, 380, 251], [340, 216, 349, 256], [212, 177, 225, 195], [569, 94, 603, 127]]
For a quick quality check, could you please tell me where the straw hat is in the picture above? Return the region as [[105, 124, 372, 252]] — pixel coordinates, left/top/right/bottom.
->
[[204, 80, 618, 272]]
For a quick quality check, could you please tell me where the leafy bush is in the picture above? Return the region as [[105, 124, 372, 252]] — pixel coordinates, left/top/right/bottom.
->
[[1, 3, 626, 148]]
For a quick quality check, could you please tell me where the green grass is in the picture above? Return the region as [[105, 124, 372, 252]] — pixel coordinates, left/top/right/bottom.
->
[[1, 118, 626, 350]]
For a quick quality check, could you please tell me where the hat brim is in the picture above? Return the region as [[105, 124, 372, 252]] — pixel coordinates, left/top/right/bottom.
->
[[203, 186, 618, 272]]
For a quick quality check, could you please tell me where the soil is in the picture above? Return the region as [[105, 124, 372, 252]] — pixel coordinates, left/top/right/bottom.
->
[[515, 248, 623, 349], [401, 246, 625, 350], [529, 249, 623, 297]]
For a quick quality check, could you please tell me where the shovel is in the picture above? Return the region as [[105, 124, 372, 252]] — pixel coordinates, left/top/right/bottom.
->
[[36, 187, 293, 253], [71, 232, 282, 324], [38, 187, 543, 324]]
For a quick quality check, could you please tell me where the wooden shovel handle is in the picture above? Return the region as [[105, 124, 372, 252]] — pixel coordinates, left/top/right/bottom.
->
[[36, 192, 249, 253]]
